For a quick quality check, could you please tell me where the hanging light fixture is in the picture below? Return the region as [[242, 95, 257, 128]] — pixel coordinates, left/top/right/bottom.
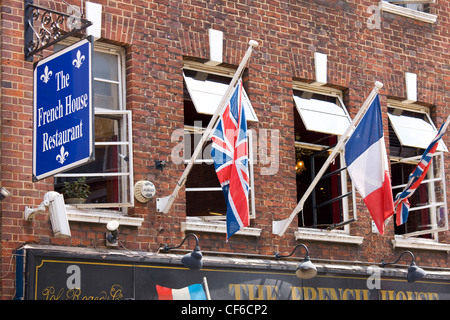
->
[[0, 187, 11, 201], [275, 243, 317, 279], [381, 251, 426, 282], [295, 146, 310, 175], [295, 159, 306, 174], [161, 233, 203, 270]]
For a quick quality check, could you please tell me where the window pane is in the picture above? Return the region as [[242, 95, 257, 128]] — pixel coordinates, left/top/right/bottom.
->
[[314, 154, 343, 227], [186, 163, 220, 188], [94, 80, 119, 110], [392, 167, 432, 236], [296, 145, 346, 229], [54, 144, 128, 204], [55, 175, 127, 205], [95, 116, 123, 142], [383, 1, 429, 13], [186, 190, 227, 216], [402, 3, 428, 13], [93, 51, 119, 81]]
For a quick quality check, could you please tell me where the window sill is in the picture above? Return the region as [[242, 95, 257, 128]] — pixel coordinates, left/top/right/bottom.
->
[[392, 235, 450, 252], [294, 228, 364, 245], [66, 206, 144, 227], [379, 2, 437, 24], [181, 217, 262, 237]]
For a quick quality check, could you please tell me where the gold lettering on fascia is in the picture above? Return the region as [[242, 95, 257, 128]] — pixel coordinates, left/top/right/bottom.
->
[[228, 284, 440, 300], [40, 285, 124, 300]]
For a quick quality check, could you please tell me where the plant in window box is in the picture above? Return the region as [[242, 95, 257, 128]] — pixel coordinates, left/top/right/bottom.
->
[[62, 177, 91, 204]]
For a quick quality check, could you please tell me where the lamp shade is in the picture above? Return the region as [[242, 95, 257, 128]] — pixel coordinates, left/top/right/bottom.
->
[[295, 256, 317, 279], [0, 187, 11, 201], [380, 251, 427, 283], [407, 262, 426, 283], [180, 246, 203, 270]]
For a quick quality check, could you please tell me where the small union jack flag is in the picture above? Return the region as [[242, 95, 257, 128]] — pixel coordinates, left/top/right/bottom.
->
[[394, 116, 449, 226], [211, 79, 249, 240]]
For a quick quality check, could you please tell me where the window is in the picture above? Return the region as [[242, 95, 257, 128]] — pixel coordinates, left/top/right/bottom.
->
[[54, 43, 134, 211], [182, 64, 257, 222], [388, 105, 448, 238], [293, 84, 355, 232], [383, 0, 431, 13], [379, 1, 437, 24]]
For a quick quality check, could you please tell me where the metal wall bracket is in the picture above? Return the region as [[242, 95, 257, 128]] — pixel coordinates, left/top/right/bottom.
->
[[24, 0, 92, 61]]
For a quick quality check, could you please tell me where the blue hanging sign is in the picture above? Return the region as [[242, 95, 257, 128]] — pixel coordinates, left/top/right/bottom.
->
[[33, 38, 94, 181]]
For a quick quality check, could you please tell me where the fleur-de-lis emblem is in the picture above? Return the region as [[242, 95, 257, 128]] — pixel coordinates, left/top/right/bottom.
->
[[72, 50, 85, 69], [56, 146, 69, 165], [40, 65, 52, 83]]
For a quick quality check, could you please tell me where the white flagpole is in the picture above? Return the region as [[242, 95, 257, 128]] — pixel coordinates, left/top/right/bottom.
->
[[272, 81, 384, 236], [202, 277, 211, 300], [157, 40, 259, 214], [440, 114, 450, 135]]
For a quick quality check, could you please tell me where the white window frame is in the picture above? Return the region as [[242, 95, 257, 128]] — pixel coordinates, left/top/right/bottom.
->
[[388, 103, 448, 238], [379, 1, 437, 24], [58, 110, 134, 209], [391, 152, 448, 238], [183, 126, 256, 220], [181, 63, 261, 237], [293, 83, 359, 241], [54, 41, 137, 222]]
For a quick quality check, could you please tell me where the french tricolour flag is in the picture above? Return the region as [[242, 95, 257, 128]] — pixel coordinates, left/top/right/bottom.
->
[[156, 283, 207, 300], [344, 95, 394, 234]]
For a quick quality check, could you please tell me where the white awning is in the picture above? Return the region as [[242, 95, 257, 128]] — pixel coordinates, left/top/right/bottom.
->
[[388, 112, 447, 151], [183, 72, 258, 122], [294, 95, 351, 136]]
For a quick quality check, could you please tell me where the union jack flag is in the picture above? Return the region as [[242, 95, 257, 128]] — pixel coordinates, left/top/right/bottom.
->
[[394, 116, 449, 226], [211, 80, 249, 240]]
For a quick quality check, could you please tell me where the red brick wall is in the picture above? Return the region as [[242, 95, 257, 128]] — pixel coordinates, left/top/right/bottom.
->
[[0, 0, 449, 298]]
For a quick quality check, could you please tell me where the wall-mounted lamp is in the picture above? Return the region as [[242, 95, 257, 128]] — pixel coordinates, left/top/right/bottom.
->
[[155, 160, 167, 171], [161, 233, 203, 270], [0, 187, 11, 201], [381, 251, 426, 283], [106, 220, 120, 247], [275, 243, 317, 279]]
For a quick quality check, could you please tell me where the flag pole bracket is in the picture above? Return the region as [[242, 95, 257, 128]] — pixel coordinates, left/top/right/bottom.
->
[[156, 196, 172, 213]]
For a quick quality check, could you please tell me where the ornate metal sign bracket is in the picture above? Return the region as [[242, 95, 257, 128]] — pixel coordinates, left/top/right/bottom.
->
[[24, 0, 92, 61]]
